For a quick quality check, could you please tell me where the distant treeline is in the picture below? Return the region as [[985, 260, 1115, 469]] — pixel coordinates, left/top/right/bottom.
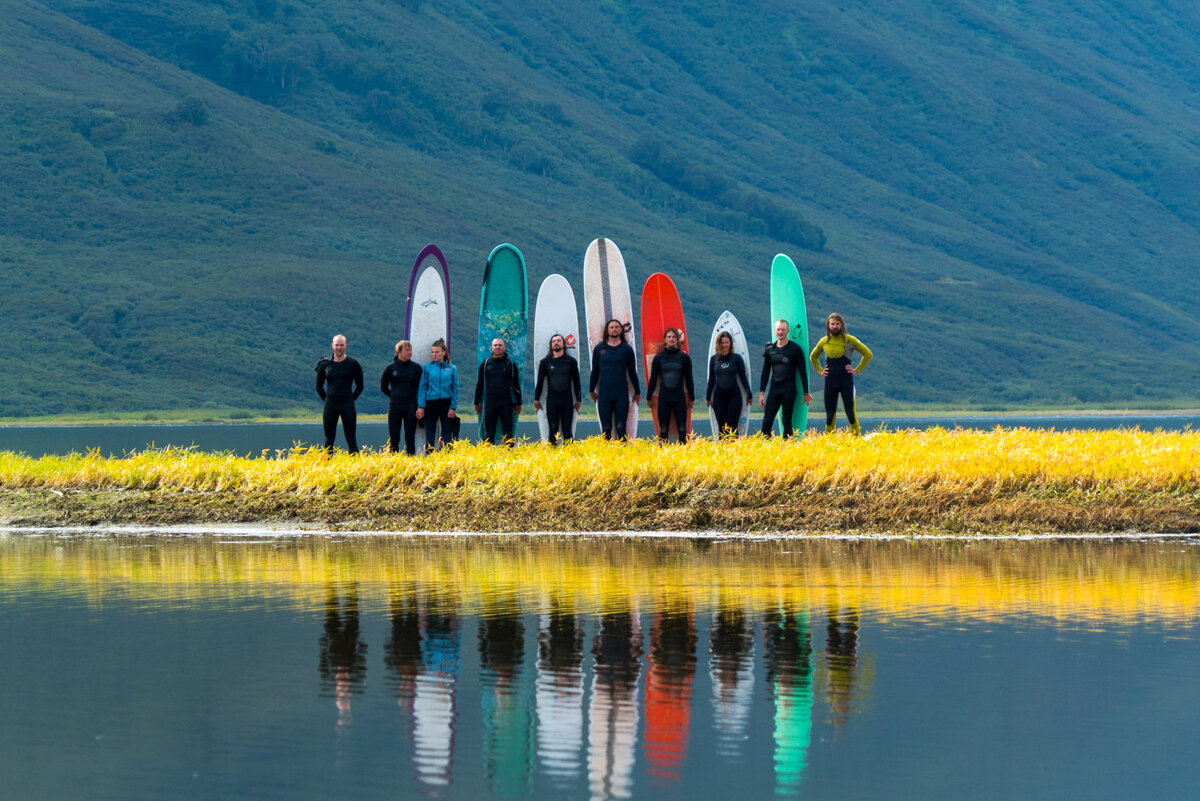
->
[[630, 136, 825, 252]]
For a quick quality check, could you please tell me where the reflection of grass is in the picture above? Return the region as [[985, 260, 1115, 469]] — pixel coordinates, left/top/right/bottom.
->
[[2, 429, 1199, 533], [2, 536, 1198, 625]]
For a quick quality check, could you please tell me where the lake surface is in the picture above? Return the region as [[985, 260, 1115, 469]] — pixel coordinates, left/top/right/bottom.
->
[[2, 534, 1198, 800], [1, 412, 1197, 455]]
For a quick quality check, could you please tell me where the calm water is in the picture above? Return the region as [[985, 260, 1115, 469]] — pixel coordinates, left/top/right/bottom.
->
[[2, 535, 1198, 800], [1, 413, 1197, 455]]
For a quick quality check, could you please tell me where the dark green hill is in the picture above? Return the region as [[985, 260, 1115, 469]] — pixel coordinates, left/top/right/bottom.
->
[[3, 0, 1199, 418]]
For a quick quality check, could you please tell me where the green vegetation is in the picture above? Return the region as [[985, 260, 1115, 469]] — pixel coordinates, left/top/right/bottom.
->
[[3, 0, 1200, 420]]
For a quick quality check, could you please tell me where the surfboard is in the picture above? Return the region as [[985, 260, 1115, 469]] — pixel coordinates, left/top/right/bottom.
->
[[583, 238, 639, 439], [706, 310, 753, 440], [405, 244, 451, 454], [640, 272, 691, 441], [532, 274, 581, 442], [477, 243, 528, 441], [769, 253, 809, 435]]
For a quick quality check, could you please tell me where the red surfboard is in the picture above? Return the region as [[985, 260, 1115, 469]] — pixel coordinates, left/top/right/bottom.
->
[[640, 272, 692, 440]]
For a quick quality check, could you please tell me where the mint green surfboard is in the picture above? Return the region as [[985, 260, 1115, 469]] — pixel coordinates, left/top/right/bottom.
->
[[477, 243, 528, 440], [769, 254, 809, 434]]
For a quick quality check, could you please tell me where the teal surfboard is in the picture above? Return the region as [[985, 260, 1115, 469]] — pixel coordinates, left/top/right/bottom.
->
[[769, 254, 809, 434], [477, 243, 528, 440]]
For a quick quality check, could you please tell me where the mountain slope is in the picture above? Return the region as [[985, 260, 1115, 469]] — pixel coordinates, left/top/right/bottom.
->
[[4, 0, 1200, 417]]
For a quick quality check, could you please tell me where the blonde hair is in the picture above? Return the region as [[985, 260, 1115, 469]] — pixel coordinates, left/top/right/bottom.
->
[[395, 340, 412, 357]]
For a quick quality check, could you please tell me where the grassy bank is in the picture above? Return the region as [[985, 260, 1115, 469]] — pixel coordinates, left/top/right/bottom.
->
[[3, 429, 1199, 533]]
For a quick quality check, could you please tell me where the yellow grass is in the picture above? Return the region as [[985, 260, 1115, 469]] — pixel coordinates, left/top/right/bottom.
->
[[1, 428, 1199, 532]]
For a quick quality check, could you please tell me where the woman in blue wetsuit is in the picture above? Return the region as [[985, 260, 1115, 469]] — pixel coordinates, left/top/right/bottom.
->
[[417, 338, 459, 452], [589, 319, 641, 441]]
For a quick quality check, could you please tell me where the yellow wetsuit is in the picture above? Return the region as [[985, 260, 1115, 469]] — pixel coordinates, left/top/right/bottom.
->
[[809, 334, 872, 433]]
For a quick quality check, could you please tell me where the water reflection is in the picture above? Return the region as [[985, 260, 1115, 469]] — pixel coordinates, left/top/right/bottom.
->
[[3, 535, 1199, 800]]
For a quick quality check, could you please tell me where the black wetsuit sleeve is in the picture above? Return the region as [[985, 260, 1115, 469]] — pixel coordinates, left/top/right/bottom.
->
[[571, 359, 581, 403], [647, 355, 661, 397], [795, 344, 809, 394], [736, 355, 751, 398], [474, 362, 486, 405], [380, 364, 392, 397], [683, 353, 695, 401], [706, 355, 717, 403], [626, 346, 642, 395], [760, 347, 771, 393], [510, 360, 523, 406], [589, 344, 601, 393], [316, 366, 326, 401], [534, 358, 547, 399], [352, 361, 364, 401]]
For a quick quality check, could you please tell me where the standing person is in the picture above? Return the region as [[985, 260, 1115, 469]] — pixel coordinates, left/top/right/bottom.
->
[[316, 333, 364, 453], [706, 331, 752, 438], [589, 319, 642, 441], [380, 340, 423, 455], [646, 328, 695, 442], [474, 338, 523, 446], [810, 313, 872, 435], [533, 334, 582, 445], [417, 338, 458, 452], [758, 319, 812, 438]]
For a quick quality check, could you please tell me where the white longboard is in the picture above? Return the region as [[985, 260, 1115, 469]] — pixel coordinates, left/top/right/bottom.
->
[[405, 245, 450, 453], [583, 238, 639, 439], [532, 274, 581, 442], [707, 310, 753, 439]]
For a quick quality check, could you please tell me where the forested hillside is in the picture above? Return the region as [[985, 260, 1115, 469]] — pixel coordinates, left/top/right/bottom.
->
[[4, 0, 1200, 418]]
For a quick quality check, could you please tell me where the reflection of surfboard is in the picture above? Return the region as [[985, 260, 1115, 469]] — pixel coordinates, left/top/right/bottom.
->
[[583, 238, 639, 439], [405, 244, 451, 454], [477, 244, 528, 441], [640, 272, 691, 441], [769, 254, 809, 435], [707, 311, 752, 440], [533, 274, 580, 442]]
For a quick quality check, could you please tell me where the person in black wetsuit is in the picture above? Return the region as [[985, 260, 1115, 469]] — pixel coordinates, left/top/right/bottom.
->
[[706, 331, 752, 438], [758, 319, 812, 438], [589, 319, 641, 441], [380, 339, 423, 455], [474, 337, 523, 446], [316, 333, 364, 453], [533, 334, 582, 445], [647, 328, 695, 442]]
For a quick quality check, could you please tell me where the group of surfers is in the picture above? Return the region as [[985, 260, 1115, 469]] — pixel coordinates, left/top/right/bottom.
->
[[316, 313, 872, 454]]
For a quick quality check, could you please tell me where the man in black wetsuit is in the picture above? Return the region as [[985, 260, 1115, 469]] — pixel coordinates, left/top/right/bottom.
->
[[647, 328, 695, 442], [533, 334, 582, 445], [474, 337, 523, 446], [316, 334, 364, 453], [589, 319, 642, 441], [380, 339, 423, 455], [758, 319, 812, 438]]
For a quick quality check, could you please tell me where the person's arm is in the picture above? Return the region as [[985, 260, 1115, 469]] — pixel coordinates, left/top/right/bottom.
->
[[571, 358, 582, 407], [625, 345, 642, 399], [705, 356, 717, 404], [809, 337, 826, 372], [316, 364, 326, 401], [759, 347, 771, 393], [683, 353, 695, 403], [793, 343, 809, 395], [534, 359, 547, 400], [849, 335, 873, 373], [647, 355, 661, 399], [474, 362, 486, 407], [510, 360, 522, 408], [380, 365, 392, 397], [735, 354, 752, 401], [589, 345, 600, 397], [352, 361, 364, 401], [448, 366, 459, 413]]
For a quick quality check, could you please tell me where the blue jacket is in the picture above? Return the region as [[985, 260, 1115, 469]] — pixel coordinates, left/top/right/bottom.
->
[[418, 361, 459, 408]]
